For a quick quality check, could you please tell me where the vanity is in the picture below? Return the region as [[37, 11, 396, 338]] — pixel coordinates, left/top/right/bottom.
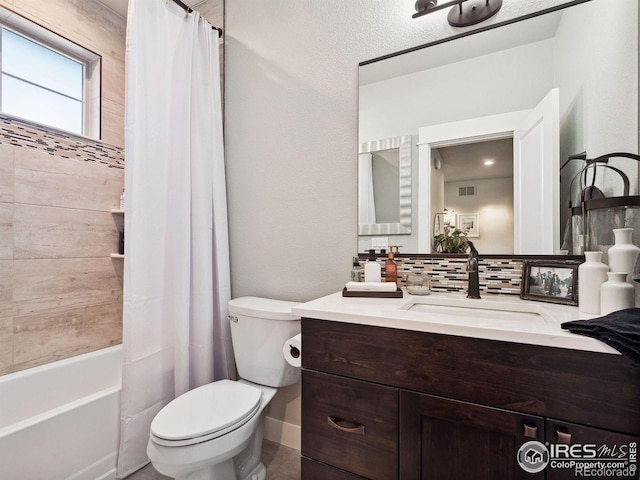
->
[[293, 294, 640, 480], [320, 0, 640, 476]]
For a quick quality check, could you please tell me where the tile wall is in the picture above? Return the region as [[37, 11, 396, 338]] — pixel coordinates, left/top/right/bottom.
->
[[0, 115, 125, 375], [360, 255, 523, 296], [0, 0, 126, 375]]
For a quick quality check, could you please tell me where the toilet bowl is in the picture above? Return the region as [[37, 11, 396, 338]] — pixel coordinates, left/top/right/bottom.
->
[[147, 297, 300, 480]]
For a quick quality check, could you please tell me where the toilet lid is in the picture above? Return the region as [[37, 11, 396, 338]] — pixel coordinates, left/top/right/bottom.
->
[[150, 380, 262, 444]]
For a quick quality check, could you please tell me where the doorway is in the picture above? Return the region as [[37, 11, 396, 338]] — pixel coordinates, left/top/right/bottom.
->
[[432, 138, 514, 254]]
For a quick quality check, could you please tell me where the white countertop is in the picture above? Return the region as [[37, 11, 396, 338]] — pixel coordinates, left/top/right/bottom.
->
[[292, 291, 620, 355]]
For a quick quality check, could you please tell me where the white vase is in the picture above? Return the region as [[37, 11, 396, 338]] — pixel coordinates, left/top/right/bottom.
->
[[600, 272, 635, 315], [578, 251, 609, 314], [607, 228, 640, 285]]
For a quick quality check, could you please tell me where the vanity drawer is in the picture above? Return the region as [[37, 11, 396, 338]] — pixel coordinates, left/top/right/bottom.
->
[[302, 369, 398, 480], [302, 456, 369, 480]]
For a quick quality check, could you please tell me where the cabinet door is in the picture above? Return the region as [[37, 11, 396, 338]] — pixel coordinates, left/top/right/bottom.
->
[[400, 391, 544, 480], [546, 419, 639, 480], [302, 370, 398, 480]]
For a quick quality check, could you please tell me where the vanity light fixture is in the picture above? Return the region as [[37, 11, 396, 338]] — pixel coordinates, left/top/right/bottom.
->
[[483, 159, 495, 166], [412, 0, 503, 27]]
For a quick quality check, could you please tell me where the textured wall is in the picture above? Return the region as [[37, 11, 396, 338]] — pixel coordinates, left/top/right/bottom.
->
[[225, 0, 576, 304], [0, 0, 126, 374], [225, 0, 587, 439]]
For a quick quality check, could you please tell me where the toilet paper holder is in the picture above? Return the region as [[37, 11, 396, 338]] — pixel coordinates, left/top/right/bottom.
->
[[289, 344, 300, 359]]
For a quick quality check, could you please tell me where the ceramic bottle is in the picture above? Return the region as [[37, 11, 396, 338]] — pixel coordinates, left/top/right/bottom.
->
[[364, 249, 381, 282], [607, 228, 640, 286], [578, 251, 609, 314], [600, 272, 635, 315]]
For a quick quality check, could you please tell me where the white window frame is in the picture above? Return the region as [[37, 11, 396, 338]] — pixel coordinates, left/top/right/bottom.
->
[[0, 6, 101, 139]]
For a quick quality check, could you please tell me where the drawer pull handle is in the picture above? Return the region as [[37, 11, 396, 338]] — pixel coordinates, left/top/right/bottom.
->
[[557, 430, 572, 444], [523, 422, 538, 439], [327, 416, 365, 435]]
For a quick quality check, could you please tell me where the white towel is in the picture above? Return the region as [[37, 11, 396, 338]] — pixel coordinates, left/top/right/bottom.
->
[[345, 281, 397, 292]]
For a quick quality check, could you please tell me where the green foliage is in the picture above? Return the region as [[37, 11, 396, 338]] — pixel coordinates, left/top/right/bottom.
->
[[433, 226, 470, 254]]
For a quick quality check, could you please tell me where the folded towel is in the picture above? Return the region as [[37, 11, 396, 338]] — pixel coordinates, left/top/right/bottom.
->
[[561, 308, 640, 365], [345, 281, 397, 292]]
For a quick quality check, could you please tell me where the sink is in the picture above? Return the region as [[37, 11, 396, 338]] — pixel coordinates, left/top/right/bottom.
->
[[408, 303, 547, 323], [401, 295, 554, 326]]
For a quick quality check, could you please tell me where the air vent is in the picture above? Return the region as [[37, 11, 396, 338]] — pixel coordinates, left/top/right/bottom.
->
[[458, 186, 476, 196]]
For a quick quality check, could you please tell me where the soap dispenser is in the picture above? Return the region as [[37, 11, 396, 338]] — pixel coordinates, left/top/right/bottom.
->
[[385, 250, 397, 284], [364, 249, 381, 282]]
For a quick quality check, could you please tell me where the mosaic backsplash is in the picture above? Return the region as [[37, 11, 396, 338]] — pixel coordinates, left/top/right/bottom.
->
[[359, 255, 523, 296], [0, 114, 124, 169]]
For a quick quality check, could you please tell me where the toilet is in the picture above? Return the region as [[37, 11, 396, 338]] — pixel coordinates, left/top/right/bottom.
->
[[147, 296, 301, 480]]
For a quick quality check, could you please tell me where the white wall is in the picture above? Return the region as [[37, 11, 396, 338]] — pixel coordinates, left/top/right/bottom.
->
[[556, 0, 639, 232], [225, 0, 576, 302], [445, 178, 514, 254], [224, 0, 591, 436], [359, 40, 555, 142]]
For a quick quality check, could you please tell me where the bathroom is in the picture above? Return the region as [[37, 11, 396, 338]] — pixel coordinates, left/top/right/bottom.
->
[[0, 0, 638, 479]]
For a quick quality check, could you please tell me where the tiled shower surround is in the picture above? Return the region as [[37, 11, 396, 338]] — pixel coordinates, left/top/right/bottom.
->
[[0, 114, 124, 375], [359, 255, 524, 296], [0, 116, 124, 168]]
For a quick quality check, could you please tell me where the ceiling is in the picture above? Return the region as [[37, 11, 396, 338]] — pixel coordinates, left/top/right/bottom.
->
[[435, 138, 513, 183], [95, 0, 128, 17], [95, 0, 203, 18]]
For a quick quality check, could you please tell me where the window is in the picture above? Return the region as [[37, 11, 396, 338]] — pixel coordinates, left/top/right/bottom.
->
[[0, 8, 100, 138]]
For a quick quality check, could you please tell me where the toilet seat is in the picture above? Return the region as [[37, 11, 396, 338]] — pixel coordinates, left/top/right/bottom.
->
[[150, 380, 263, 447]]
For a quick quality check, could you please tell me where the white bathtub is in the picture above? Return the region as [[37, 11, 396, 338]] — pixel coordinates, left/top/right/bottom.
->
[[0, 345, 122, 480]]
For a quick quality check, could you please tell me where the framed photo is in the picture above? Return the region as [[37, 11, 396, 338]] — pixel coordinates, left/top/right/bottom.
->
[[433, 212, 457, 236], [444, 212, 456, 228], [458, 213, 479, 237], [521, 261, 579, 306]]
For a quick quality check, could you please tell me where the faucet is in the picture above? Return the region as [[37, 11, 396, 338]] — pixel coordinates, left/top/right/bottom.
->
[[466, 241, 481, 299]]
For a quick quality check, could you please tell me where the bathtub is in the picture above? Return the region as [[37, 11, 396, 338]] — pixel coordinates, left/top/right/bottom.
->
[[0, 345, 122, 480]]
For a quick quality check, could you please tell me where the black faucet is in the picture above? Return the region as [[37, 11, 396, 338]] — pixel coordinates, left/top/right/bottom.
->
[[466, 241, 481, 299]]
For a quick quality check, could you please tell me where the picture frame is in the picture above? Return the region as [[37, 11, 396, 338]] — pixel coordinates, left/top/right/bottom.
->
[[433, 212, 457, 237], [521, 260, 579, 306], [458, 213, 479, 237], [443, 212, 456, 228]]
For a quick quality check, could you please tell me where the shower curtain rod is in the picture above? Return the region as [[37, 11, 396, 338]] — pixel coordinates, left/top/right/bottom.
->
[[171, 0, 223, 38]]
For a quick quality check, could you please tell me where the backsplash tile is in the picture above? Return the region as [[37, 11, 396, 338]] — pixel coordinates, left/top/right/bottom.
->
[[360, 255, 523, 296], [0, 114, 124, 169]]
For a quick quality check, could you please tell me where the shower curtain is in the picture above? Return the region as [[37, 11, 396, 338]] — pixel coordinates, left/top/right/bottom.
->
[[117, 0, 233, 476]]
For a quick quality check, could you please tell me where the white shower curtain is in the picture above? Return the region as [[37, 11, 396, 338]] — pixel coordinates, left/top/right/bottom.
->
[[117, 0, 234, 476]]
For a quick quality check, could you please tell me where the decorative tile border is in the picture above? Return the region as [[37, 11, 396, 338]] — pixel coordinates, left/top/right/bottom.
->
[[0, 114, 124, 169], [359, 255, 523, 296]]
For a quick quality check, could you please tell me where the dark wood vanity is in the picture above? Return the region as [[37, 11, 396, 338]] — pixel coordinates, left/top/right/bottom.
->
[[301, 318, 640, 480]]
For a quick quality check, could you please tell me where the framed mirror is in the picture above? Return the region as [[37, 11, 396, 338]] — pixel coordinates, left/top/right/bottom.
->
[[358, 135, 412, 235], [358, 0, 638, 254]]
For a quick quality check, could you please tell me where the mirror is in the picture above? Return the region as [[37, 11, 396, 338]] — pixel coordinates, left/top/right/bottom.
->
[[358, 135, 412, 235], [358, 0, 639, 254]]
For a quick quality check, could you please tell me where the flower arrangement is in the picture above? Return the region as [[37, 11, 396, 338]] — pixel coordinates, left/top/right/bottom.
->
[[433, 226, 470, 253]]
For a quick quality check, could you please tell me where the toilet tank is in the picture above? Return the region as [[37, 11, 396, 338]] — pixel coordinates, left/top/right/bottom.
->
[[228, 296, 301, 388]]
